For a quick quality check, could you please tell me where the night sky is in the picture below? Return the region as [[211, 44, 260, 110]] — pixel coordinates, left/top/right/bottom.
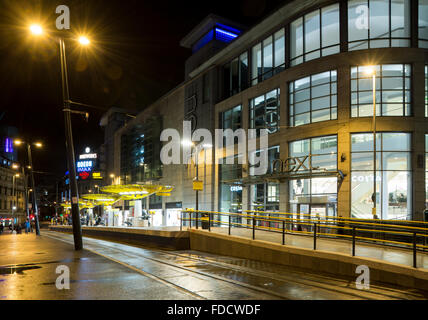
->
[[0, 0, 286, 186]]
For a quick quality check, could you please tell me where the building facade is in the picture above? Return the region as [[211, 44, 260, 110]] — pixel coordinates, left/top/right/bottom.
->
[[0, 126, 26, 224], [108, 0, 428, 223]]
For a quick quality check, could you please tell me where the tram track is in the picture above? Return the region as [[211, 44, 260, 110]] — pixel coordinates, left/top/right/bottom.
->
[[43, 231, 428, 300]]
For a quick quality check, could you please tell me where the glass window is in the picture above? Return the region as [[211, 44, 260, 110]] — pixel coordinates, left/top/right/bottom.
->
[[289, 70, 337, 127], [289, 135, 337, 172], [419, 0, 428, 48], [250, 146, 280, 213], [251, 29, 286, 85], [351, 132, 412, 220], [348, 0, 410, 51], [351, 64, 411, 117], [221, 105, 242, 131], [289, 133, 338, 218], [223, 52, 249, 98], [290, 4, 339, 66], [426, 134, 428, 207], [250, 89, 280, 134], [425, 65, 428, 117]]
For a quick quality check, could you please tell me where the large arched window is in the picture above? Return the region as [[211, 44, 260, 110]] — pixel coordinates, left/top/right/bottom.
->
[[290, 4, 340, 66], [348, 0, 411, 51]]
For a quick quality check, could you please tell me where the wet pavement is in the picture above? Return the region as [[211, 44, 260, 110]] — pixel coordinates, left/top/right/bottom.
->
[[41, 231, 428, 300], [139, 225, 428, 269]]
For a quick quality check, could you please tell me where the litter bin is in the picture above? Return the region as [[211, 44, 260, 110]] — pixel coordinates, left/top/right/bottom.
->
[[201, 213, 210, 230]]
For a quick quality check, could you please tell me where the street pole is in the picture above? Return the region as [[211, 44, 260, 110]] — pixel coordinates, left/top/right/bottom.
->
[[12, 175, 15, 231], [195, 147, 199, 212], [22, 167, 29, 221], [28, 144, 40, 235], [372, 73, 377, 220], [59, 37, 83, 250]]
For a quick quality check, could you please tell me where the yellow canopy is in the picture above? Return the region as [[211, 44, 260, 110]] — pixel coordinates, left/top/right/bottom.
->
[[100, 184, 173, 200], [81, 193, 119, 206], [60, 200, 96, 209]]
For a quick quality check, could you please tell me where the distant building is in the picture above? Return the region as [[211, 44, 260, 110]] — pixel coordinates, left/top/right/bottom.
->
[[0, 125, 26, 224]]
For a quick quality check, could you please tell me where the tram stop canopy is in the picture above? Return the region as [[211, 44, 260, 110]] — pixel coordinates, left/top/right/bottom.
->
[[99, 184, 174, 200]]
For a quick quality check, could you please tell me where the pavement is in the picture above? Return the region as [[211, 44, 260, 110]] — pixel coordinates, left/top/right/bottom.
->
[[0, 232, 193, 300], [2, 229, 428, 300]]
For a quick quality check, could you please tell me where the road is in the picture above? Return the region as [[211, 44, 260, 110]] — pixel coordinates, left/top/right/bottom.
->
[[42, 231, 428, 300]]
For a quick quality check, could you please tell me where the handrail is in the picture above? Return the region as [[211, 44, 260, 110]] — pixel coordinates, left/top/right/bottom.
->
[[180, 209, 428, 268], [245, 210, 428, 226]]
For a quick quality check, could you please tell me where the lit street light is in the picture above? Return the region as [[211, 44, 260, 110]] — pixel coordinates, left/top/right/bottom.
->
[[365, 66, 378, 219], [28, 24, 92, 250], [14, 139, 43, 234]]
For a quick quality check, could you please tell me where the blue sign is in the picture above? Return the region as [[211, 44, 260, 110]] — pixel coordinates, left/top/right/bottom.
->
[[76, 160, 93, 172]]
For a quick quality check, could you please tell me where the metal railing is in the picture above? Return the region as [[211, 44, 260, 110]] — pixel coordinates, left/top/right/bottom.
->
[[180, 209, 428, 268]]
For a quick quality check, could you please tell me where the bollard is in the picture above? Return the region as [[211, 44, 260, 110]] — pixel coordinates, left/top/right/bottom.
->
[[313, 223, 317, 250], [282, 220, 285, 245], [352, 226, 356, 256], [413, 232, 417, 268], [252, 217, 255, 240], [228, 215, 231, 235]]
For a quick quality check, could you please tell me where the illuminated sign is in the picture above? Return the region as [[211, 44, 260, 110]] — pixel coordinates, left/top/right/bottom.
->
[[272, 155, 319, 173], [76, 160, 93, 172], [4, 138, 13, 153], [79, 172, 90, 180], [230, 186, 242, 192], [79, 153, 97, 159], [92, 172, 103, 179], [79, 146, 97, 159]]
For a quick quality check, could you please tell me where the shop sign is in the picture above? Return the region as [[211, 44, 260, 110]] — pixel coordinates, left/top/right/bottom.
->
[[230, 185, 242, 192], [76, 160, 93, 172], [92, 172, 103, 179], [193, 180, 203, 191], [272, 155, 319, 174]]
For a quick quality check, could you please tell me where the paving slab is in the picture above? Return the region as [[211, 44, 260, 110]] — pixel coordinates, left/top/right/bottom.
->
[[0, 233, 194, 300]]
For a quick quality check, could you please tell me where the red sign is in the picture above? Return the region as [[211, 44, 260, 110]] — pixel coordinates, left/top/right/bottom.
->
[[79, 171, 90, 180]]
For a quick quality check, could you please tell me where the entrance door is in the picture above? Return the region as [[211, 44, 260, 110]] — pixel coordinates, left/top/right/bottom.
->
[[166, 208, 181, 226]]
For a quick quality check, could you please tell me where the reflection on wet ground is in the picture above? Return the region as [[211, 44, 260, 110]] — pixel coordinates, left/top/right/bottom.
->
[[0, 265, 41, 275], [44, 231, 428, 300]]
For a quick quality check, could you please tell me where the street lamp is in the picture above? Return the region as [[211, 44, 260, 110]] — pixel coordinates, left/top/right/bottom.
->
[[14, 140, 43, 234], [11, 173, 20, 230], [365, 66, 378, 219], [29, 24, 92, 250]]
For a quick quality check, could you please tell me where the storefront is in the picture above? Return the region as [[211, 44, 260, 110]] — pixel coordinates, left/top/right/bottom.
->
[[165, 202, 182, 226]]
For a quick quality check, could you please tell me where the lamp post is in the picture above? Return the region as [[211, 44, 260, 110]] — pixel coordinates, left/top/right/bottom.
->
[[11, 173, 20, 230], [29, 25, 90, 250], [14, 140, 42, 235], [365, 66, 378, 219]]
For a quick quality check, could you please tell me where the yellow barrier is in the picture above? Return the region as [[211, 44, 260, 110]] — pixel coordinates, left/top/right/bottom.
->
[[180, 210, 428, 251]]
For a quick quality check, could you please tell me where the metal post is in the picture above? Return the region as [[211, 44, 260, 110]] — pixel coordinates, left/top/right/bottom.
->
[[252, 217, 255, 240], [352, 226, 356, 256], [413, 232, 417, 268], [228, 214, 231, 235], [282, 220, 285, 245], [313, 223, 317, 250], [22, 168, 29, 221], [372, 72, 377, 220], [27, 144, 40, 235], [12, 175, 15, 231], [208, 212, 211, 232], [59, 37, 82, 250], [180, 211, 182, 231], [195, 210, 198, 229]]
